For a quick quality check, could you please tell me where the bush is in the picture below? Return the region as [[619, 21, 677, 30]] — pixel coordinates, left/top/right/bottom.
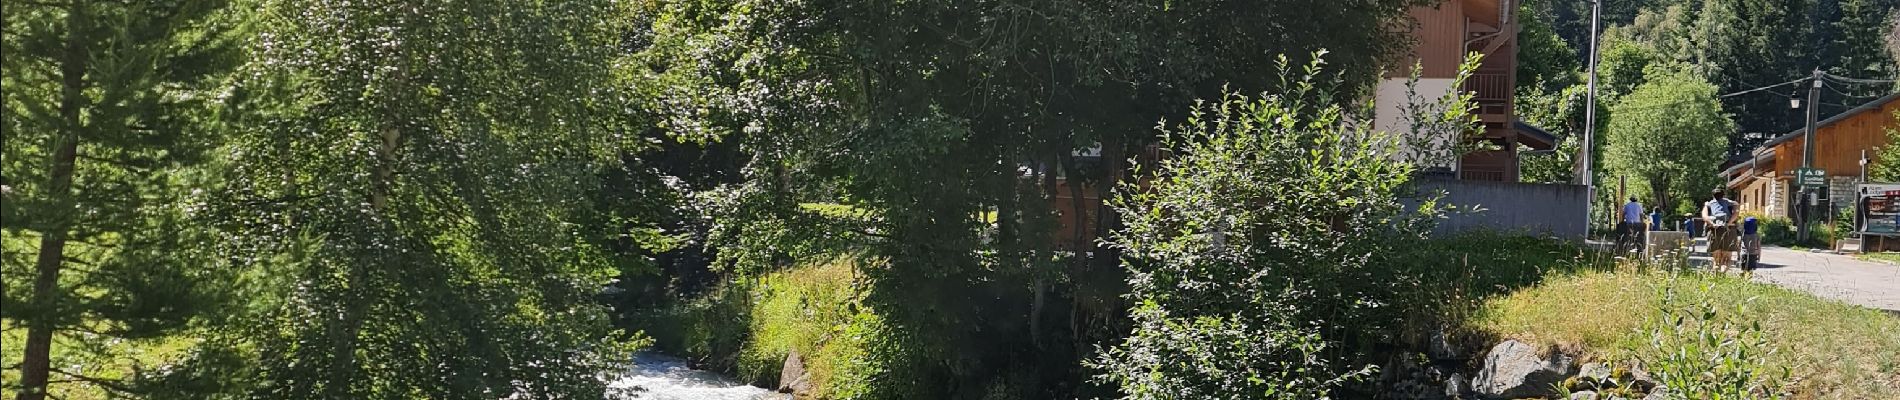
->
[[1750, 214, 1796, 246], [1642, 283, 1789, 399], [637, 257, 923, 399], [1089, 56, 1448, 398]]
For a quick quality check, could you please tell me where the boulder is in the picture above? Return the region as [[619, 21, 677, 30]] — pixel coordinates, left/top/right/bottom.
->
[[1569, 391, 1599, 400], [1472, 340, 1577, 399], [1443, 373, 1470, 399], [778, 351, 814, 396], [1641, 386, 1669, 400], [1427, 328, 1461, 361], [1579, 363, 1612, 381]]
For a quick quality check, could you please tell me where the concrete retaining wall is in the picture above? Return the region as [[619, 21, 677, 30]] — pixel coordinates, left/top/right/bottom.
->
[[1410, 177, 1590, 240]]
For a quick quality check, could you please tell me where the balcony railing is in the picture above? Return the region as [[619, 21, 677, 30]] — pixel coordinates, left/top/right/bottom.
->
[[1463, 72, 1509, 115]]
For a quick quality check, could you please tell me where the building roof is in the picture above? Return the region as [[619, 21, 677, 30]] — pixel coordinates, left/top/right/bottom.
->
[[1757, 91, 1900, 149], [1720, 148, 1777, 177], [1513, 120, 1558, 150]]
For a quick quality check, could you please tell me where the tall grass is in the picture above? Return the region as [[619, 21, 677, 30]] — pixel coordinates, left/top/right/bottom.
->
[[1472, 270, 1900, 399], [635, 257, 919, 399]]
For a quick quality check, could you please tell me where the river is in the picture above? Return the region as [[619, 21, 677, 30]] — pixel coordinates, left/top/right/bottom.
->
[[606, 352, 791, 400]]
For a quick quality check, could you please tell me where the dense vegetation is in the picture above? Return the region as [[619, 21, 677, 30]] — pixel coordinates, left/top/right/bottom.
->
[[4, 0, 1897, 399], [1475, 270, 1900, 398]]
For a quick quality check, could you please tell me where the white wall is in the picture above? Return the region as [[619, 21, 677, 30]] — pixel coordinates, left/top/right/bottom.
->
[[1373, 77, 1460, 170]]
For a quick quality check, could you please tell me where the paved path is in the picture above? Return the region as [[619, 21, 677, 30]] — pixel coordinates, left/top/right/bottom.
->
[[1748, 247, 1900, 311]]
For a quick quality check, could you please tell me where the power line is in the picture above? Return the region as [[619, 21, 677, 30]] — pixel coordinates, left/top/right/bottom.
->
[[1821, 73, 1898, 85], [1611, 77, 1811, 112], [1718, 77, 1811, 99]]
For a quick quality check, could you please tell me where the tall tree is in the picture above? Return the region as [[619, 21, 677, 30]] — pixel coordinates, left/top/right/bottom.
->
[[634, 0, 1431, 395], [1821, 0, 1899, 79], [1604, 69, 1735, 214], [1698, 0, 1815, 153], [1, 1, 248, 399], [1518, 0, 1584, 92], [209, 0, 645, 397]]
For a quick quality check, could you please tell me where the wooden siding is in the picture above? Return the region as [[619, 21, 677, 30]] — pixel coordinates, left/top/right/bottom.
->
[[1767, 98, 1900, 181], [1395, 1, 1467, 78], [1391, 0, 1510, 79]]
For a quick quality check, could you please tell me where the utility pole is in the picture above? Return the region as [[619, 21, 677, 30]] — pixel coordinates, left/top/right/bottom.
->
[[1798, 69, 1823, 241], [1581, 0, 1601, 237]]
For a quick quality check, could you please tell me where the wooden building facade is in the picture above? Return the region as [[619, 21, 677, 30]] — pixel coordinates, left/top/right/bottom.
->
[[1723, 93, 1900, 218], [1373, 0, 1556, 182]]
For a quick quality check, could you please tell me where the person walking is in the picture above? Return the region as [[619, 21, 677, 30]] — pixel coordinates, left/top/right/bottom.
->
[[1702, 188, 1741, 272], [1621, 197, 1646, 252]]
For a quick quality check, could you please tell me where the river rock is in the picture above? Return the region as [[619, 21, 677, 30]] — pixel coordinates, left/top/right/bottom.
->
[[778, 350, 813, 396], [1579, 363, 1612, 381], [1443, 372, 1470, 398], [1569, 391, 1599, 400], [1472, 340, 1577, 399], [1427, 328, 1461, 361], [1642, 386, 1669, 400]]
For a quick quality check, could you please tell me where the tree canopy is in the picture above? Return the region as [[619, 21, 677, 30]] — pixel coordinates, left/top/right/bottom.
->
[[1604, 69, 1734, 213]]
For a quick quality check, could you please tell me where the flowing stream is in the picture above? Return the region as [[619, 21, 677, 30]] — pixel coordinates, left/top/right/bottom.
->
[[607, 352, 790, 400]]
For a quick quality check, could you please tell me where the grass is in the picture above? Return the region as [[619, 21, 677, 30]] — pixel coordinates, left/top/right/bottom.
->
[[2, 233, 204, 400], [1470, 269, 1900, 399], [737, 257, 868, 393], [1, 320, 202, 400], [641, 256, 908, 399], [1856, 252, 1900, 265]]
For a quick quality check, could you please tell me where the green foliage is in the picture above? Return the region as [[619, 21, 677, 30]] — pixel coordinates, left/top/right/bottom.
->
[[1396, 53, 1490, 170], [1387, 232, 1609, 332], [1605, 69, 1733, 215], [1517, 84, 1590, 184], [1596, 38, 1661, 100], [201, 0, 648, 397], [1089, 57, 1445, 398], [635, 1, 1443, 397], [639, 258, 924, 399], [1744, 213, 1798, 246], [1, 1, 250, 398], [1477, 270, 1900, 398], [1826, 0, 1900, 82], [1516, 0, 1582, 92], [1642, 284, 1790, 400], [1871, 111, 1900, 182]]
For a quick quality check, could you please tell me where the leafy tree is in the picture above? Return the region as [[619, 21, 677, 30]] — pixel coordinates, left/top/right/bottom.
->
[[206, 0, 646, 397], [1518, 84, 1591, 184], [633, 0, 1434, 396], [1596, 37, 1663, 100], [1089, 57, 1445, 399], [1696, 0, 1817, 152], [1870, 110, 1900, 182], [1518, 0, 1583, 92], [1, 2, 249, 399], [1604, 69, 1734, 214]]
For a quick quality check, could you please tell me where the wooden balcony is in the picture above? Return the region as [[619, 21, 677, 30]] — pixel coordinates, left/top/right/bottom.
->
[[1464, 72, 1510, 120]]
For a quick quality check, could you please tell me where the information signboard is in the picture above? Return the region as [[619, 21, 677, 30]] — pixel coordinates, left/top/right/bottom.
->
[[1857, 184, 1900, 235], [1797, 168, 1827, 187]]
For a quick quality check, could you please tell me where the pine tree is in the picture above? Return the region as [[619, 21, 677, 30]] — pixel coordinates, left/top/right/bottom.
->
[[2, 1, 248, 399], [1827, 0, 1897, 77]]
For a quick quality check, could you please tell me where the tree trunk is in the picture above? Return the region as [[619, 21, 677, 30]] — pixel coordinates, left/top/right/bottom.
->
[[1060, 154, 1087, 267], [17, 4, 88, 400], [1094, 140, 1123, 270]]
